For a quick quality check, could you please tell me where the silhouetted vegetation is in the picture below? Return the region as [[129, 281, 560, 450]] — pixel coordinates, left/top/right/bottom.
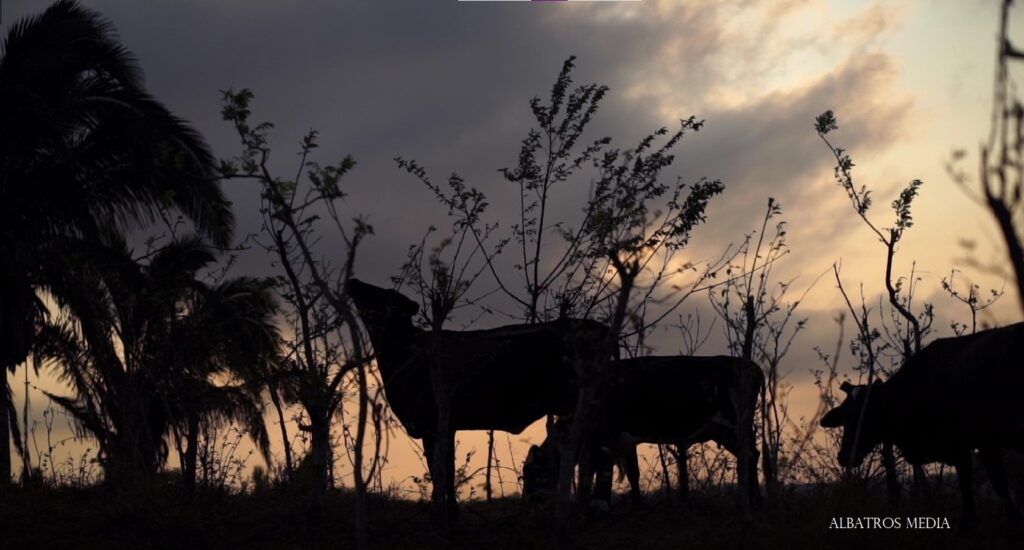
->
[[3, 2, 1024, 549], [0, 0, 232, 492]]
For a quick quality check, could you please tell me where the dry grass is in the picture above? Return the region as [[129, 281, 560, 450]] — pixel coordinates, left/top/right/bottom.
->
[[0, 482, 1021, 549]]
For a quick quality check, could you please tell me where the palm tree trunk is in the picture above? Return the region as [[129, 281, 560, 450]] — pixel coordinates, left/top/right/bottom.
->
[[268, 386, 293, 481], [183, 416, 200, 496], [0, 374, 10, 490]]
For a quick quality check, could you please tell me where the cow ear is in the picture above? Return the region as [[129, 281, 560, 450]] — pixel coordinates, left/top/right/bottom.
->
[[820, 406, 844, 428], [840, 381, 854, 394]]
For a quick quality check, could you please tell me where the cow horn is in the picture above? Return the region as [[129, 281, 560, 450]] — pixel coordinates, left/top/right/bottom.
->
[[840, 381, 854, 394]]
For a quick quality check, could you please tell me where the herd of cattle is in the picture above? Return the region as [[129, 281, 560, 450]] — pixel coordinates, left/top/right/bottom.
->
[[347, 279, 1024, 525]]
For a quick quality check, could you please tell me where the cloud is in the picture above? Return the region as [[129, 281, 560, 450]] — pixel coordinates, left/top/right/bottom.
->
[[1, 1, 904, 295], [2, 0, 937, 485], [0, 0, 911, 366]]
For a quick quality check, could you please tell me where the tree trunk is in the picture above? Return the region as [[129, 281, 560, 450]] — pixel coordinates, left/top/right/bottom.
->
[[760, 392, 779, 499], [20, 366, 31, 480], [309, 411, 331, 505], [555, 390, 587, 549], [658, 445, 672, 502], [554, 259, 633, 548], [485, 430, 495, 501], [985, 195, 1024, 315], [0, 373, 10, 491], [428, 322, 456, 525], [268, 385, 293, 483], [105, 401, 158, 491], [431, 402, 453, 522], [737, 298, 758, 513], [760, 442, 776, 500], [183, 416, 200, 496], [352, 364, 370, 550], [734, 367, 755, 519], [676, 446, 689, 502], [741, 298, 756, 360]]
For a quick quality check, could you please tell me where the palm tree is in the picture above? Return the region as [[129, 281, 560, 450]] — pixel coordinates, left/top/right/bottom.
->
[[163, 274, 280, 493], [33, 235, 278, 487], [0, 0, 233, 487]]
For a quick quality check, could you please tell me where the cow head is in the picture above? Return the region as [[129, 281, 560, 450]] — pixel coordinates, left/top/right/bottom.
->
[[346, 278, 419, 327], [820, 380, 883, 468]]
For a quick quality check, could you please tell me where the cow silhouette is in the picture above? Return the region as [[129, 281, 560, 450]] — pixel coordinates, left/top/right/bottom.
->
[[523, 355, 763, 512], [821, 322, 1024, 527], [347, 279, 608, 513]]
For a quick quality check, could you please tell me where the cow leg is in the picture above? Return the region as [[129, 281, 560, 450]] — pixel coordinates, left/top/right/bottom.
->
[[422, 435, 437, 491], [591, 444, 614, 517], [422, 436, 444, 514], [718, 429, 757, 513], [623, 445, 644, 509], [980, 447, 1022, 523], [955, 452, 977, 530], [881, 444, 901, 506], [676, 444, 690, 503]]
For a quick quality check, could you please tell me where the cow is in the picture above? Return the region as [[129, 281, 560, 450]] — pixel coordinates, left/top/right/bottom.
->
[[346, 279, 609, 515], [820, 322, 1024, 527], [523, 355, 764, 514]]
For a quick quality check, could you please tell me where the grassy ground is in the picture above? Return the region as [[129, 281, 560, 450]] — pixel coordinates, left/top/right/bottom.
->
[[1, 483, 1021, 549]]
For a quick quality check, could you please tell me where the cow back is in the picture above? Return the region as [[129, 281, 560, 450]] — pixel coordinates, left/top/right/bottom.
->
[[882, 322, 1024, 462], [381, 318, 608, 439]]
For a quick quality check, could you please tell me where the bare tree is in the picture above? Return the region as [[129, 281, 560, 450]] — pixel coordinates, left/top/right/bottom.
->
[[709, 198, 812, 499], [816, 109, 935, 499], [219, 89, 377, 550], [398, 60, 731, 546], [789, 313, 881, 486], [563, 117, 726, 528], [941, 269, 1005, 335], [944, 0, 1024, 316], [392, 161, 498, 525]]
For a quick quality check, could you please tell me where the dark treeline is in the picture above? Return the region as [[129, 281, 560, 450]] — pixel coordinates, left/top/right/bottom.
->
[[2, 1, 1024, 549]]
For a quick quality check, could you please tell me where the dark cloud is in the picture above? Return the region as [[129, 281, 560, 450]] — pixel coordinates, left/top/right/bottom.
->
[[1, 0, 935, 481], [0, 0, 918, 340], [0, 0, 919, 335]]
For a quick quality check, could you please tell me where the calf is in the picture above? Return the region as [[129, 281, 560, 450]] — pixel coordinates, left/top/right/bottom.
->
[[523, 355, 764, 513]]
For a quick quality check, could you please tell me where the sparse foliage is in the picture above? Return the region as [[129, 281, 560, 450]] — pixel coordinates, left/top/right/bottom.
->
[[220, 89, 378, 549]]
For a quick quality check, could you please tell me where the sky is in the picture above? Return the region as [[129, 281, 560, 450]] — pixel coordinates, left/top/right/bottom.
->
[[4, 0, 1023, 494]]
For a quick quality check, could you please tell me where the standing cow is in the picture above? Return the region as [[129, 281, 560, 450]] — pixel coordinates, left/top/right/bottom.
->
[[524, 355, 764, 513], [820, 322, 1024, 526], [347, 279, 608, 514]]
